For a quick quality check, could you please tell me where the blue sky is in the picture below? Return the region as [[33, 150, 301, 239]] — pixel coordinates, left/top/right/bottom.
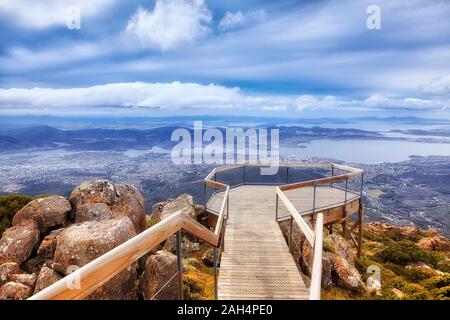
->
[[0, 0, 449, 118]]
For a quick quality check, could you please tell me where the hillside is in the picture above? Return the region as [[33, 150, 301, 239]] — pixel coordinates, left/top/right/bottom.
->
[[0, 189, 449, 300]]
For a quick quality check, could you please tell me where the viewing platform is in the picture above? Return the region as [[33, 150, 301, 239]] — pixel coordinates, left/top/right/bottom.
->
[[204, 163, 364, 300]]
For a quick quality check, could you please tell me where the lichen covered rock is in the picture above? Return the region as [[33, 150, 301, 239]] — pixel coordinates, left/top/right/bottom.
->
[[0, 282, 32, 300], [53, 218, 138, 300], [12, 196, 71, 233], [34, 266, 62, 294], [0, 262, 20, 286], [69, 180, 146, 233], [0, 220, 40, 264], [139, 250, 179, 300]]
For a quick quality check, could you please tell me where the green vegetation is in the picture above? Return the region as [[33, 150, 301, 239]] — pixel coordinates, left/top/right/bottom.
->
[[325, 223, 450, 300], [376, 240, 432, 266], [0, 194, 33, 236]]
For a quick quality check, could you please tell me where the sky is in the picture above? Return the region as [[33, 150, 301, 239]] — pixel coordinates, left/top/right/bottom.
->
[[0, 0, 449, 118]]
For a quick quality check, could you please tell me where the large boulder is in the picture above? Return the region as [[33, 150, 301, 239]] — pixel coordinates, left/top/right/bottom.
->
[[37, 228, 65, 259], [0, 220, 40, 264], [0, 262, 20, 286], [329, 254, 366, 293], [69, 180, 146, 233], [324, 233, 355, 265], [139, 250, 179, 300], [75, 203, 114, 224], [33, 266, 62, 294], [153, 194, 196, 222], [418, 234, 450, 252], [115, 184, 146, 233], [9, 273, 37, 288], [12, 196, 71, 233], [321, 252, 333, 290], [0, 282, 32, 300], [53, 218, 138, 300], [162, 236, 200, 255]]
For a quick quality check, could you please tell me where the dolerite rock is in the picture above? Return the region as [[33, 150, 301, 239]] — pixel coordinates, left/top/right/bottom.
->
[[324, 233, 355, 264], [37, 228, 65, 259], [69, 180, 146, 233], [0, 262, 20, 286], [75, 203, 114, 224], [202, 248, 214, 267], [0, 282, 33, 300], [53, 218, 138, 300], [321, 252, 333, 290], [0, 220, 40, 264], [10, 273, 37, 288], [329, 254, 366, 293], [115, 184, 146, 233], [12, 196, 71, 233], [140, 250, 179, 300], [153, 194, 196, 222], [34, 267, 62, 294], [418, 234, 450, 251], [162, 236, 200, 255]]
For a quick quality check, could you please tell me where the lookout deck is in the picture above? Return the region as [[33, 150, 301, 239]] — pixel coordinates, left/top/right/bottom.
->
[[208, 184, 361, 300]]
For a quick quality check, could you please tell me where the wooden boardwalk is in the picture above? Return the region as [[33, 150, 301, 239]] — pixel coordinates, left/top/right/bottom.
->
[[209, 185, 309, 300]]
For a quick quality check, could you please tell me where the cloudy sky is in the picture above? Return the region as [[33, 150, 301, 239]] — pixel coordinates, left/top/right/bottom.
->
[[0, 0, 449, 118]]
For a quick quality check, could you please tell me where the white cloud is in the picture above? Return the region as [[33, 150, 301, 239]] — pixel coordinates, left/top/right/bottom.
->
[[0, 0, 116, 29], [218, 9, 266, 31], [420, 75, 450, 96], [1, 82, 448, 116], [125, 0, 212, 51]]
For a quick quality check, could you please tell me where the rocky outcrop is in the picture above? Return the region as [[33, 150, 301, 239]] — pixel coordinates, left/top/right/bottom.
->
[[418, 234, 450, 251], [202, 248, 214, 267], [75, 203, 114, 224], [0, 282, 33, 300], [12, 196, 71, 233], [69, 180, 146, 233], [9, 273, 37, 288], [0, 220, 40, 264], [0, 262, 20, 286], [321, 253, 333, 290], [140, 250, 179, 300], [37, 228, 64, 259], [53, 218, 138, 300], [34, 267, 62, 294], [328, 254, 366, 293], [163, 236, 200, 255], [324, 233, 355, 265], [152, 194, 196, 222]]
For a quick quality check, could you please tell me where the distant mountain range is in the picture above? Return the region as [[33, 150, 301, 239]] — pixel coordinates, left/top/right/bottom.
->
[[0, 124, 387, 152]]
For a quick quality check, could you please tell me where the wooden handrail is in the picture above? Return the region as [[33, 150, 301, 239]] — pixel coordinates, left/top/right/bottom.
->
[[309, 212, 323, 300], [276, 187, 314, 245], [29, 211, 220, 300]]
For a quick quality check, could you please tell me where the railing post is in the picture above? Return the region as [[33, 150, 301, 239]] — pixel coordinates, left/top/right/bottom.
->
[[213, 247, 218, 300], [360, 173, 364, 198], [286, 166, 289, 184], [176, 231, 184, 300], [288, 215, 293, 253], [275, 193, 279, 221], [204, 182, 207, 207], [331, 165, 334, 187], [343, 178, 348, 239], [243, 165, 246, 185], [311, 183, 317, 223]]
